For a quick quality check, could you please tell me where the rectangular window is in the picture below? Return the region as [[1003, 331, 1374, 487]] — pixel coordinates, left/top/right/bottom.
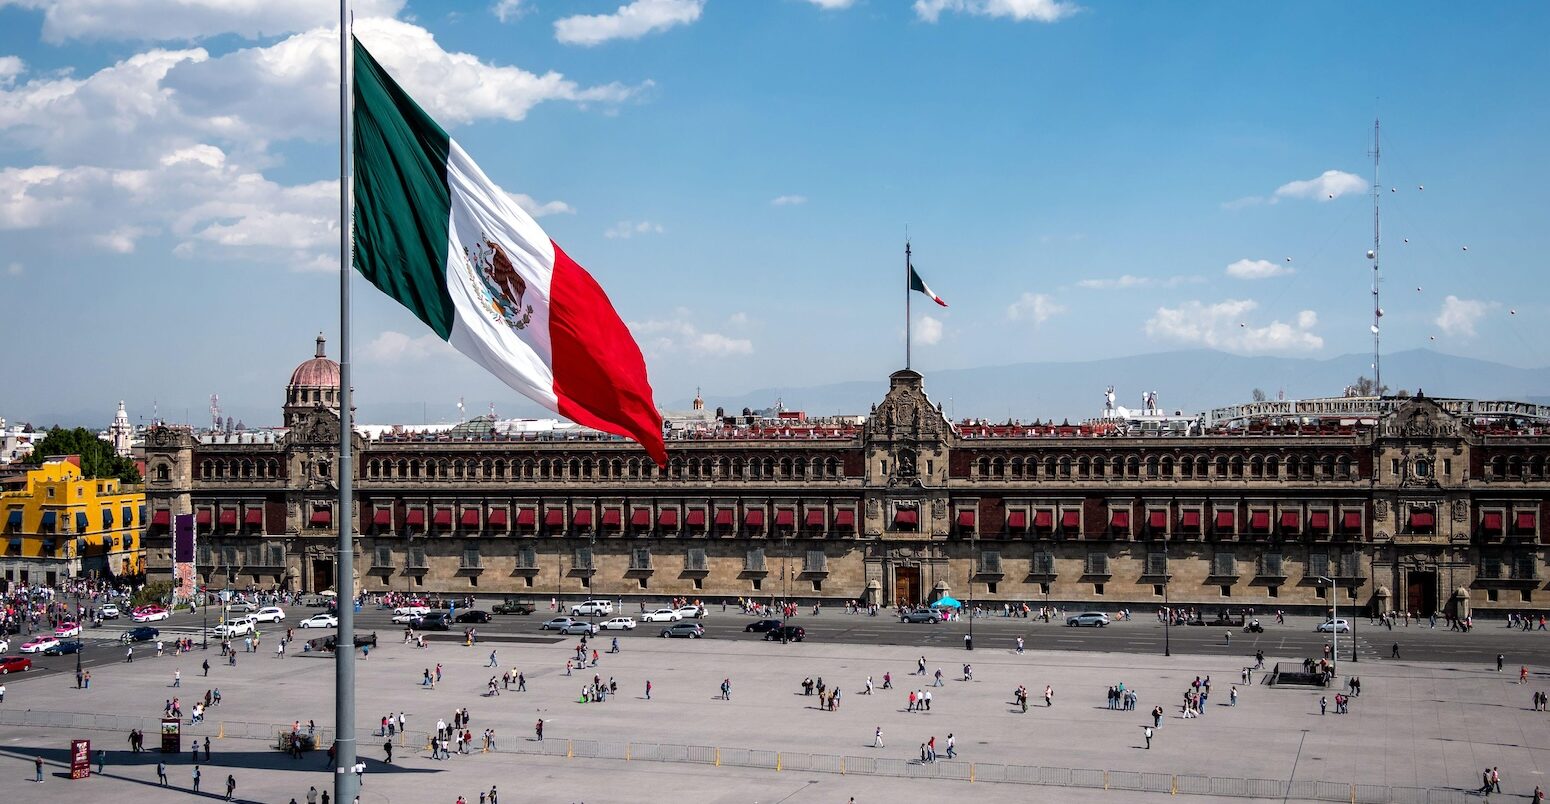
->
[[804, 551, 827, 573], [1315, 585, 1327, 599], [1040, 582, 1050, 595], [517, 547, 538, 570], [693, 577, 704, 591], [1085, 553, 1109, 575], [197, 544, 214, 567], [1513, 554, 1537, 581], [686, 548, 707, 571], [1093, 583, 1104, 595], [374, 546, 392, 568], [1146, 553, 1168, 577], [580, 576, 590, 589], [751, 578, 762, 592], [1309, 552, 1329, 578], [1443, 459, 1452, 477], [574, 548, 593, 571], [1032, 552, 1055, 576], [1521, 588, 1532, 603], [745, 549, 766, 572], [978, 550, 1002, 575], [409, 547, 427, 568], [267, 544, 285, 567], [1339, 552, 1362, 578], [245, 545, 262, 567], [1487, 588, 1499, 602], [1268, 585, 1279, 598], [1152, 584, 1164, 596], [987, 581, 998, 594], [221, 546, 239, 568], [1391, 458, 1400, 476], [469, 573, 478, 588], [631, 548, 652, 570], [811, 579, 823, 592], [1260, 553, 1283, 577], [638, 577, 648, 589], [1220, 584, 1231, 597], [1212, 553, 1236, 577], [461, 549, 481, 569]]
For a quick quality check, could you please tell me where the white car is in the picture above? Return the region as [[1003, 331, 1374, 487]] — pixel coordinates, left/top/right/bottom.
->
[[600, 617, 637, 631], [1316, 618, 1351, 634], [100, 604, 120, 619], [132, 607, 170, 623], [20, 636, 59, 653], [570, 600, 614, 617], [394, 605, 430, 617], [254, 606, 286, 623], [641, 608, 681, 623], [674, 605, 705, 620], [298, 613, 339, 629], [213, 618, 257, 638], [0, 637, 8, 652], [391, 611, 422, 624]]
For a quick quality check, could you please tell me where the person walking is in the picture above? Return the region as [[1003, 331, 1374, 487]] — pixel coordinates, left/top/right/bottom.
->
[[225, 773, 236, 801], [645, 680, 652, 700], [874, 726, 884, 748], [1492, 767, 1502, 794], [1143, 725, 1153, 749], [193, 765, 202, 792], [157, 760, 168, 785], [383, 739, 393, 764], [1230, 686, 1238, 706], [945, 733, 956, 759], [1498, 654, 1506, 672], [34, 755, 44, 783], [721, 678, 731, 700], [1016, 636, 1024, 654], [202, 658, 209, 677], [488, 650, 498, 668], [1319, 696, 1328, 715], [1045, 685, 1054, 707], [534, 718, 544, 742]]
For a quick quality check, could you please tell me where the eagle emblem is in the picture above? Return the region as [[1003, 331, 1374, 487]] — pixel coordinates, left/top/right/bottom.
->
[[463, 235, 534, 331]]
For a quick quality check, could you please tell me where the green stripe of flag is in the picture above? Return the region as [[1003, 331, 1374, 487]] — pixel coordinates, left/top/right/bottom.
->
[[352, 37, 456, 340]]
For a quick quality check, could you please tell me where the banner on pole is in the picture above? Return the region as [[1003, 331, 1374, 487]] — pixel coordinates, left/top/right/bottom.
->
[[173, 514, 196, 602]]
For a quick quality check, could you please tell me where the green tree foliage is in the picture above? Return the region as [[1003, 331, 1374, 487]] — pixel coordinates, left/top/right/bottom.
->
[[25, 426, 142, 483]]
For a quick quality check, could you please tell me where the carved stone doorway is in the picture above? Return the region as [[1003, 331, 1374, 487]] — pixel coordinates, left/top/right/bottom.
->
[[1406, 569, 1437, 616], [311, 558, 334, 593], [894, 565, 920, 607]]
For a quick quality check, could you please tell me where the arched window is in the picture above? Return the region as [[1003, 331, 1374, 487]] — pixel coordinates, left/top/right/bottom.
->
[[1490, 455, 1504, 478], [763, 458, 775, 478], [1160, 455, 1174, 477], [826, 457, 839, 478], [1265, 456, 1279, 478], [1249, 456, 1263, 479], [568, 459, 580, 478], [1126, 455, 1140, 478], [1045, 456, 1057, 477], [1058, 456, 1071, 478], [1076, 456, 1089, 479], [1336, 456, 1351, 479], [1321, 455, 1335, 478], [991, 457, 1004, 478], [156, 464, 170, 482], [1093, 456, 1106, 478], [1508, 455, 1523, 479], [1145, 456, 1160, 478], [1010, 457, 1024, 478], [1215, 456, 1229, 478], [977, 457, 990, 478]]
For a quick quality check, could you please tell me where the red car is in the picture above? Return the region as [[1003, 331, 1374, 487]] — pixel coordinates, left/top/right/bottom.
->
[[0, 655, 32, 674]]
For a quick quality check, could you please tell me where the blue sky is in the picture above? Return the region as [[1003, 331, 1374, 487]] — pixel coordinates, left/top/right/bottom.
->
[[1, 0, 1546, 428]]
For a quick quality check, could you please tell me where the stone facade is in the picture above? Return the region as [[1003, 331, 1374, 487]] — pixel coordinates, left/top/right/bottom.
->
[[142, 350, 1550, 615]]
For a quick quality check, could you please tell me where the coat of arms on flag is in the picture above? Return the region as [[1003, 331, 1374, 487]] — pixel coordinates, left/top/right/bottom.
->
[[464, 236, 534, 332]]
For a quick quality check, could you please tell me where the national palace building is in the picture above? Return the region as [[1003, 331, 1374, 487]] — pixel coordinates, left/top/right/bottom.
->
[[142, 337, 1550, 616]]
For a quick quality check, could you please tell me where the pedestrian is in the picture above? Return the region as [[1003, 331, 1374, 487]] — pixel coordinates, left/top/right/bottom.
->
[[945, 732, 956, 759], [535, 718, 544, 742], [202, 659, 209, 677], [225, 773, 235, 801], [308, 786, 318, 804], [1045, 685, 1054, 707], [490, 785, 498, 804], [1392, 643, 1400, 659], [174, 669, 181, 687], [384, 739, 393, 763], [874, 726, 883, 748], [1498, 654, 1506, 672], [1016, 636, 1024, 654], [924, 689, 932, 711], [1143, 725, 1153, 749], [1152, 705, 1163, 728], [908, 690, 916, 712], [645, 680, 652, 700], [1481, 768, 1494, 795], [1319, 695, 1327, 715], [721, 678, 731, 700], [96, 748, 105, 774], [1492, 766, 1502, 793], [157, 760, 168, 785], [34, 755, 44, 783], [1230, 686, 1238, 706], [193, 765, 202, 792], [488, 649, 498, 667]]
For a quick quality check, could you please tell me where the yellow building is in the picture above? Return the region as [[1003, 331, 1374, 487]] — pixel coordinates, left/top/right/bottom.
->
[[1, 458, 145, 586]]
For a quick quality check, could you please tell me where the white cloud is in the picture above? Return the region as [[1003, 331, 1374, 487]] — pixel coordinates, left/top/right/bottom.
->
[[0, 0, 407, 43], [805, 0, 857, 8], [1224, 258, 1293, 280], [605, 220, 664, 239], [1005, 292, 1065, 324], [363, 330, 455, 363], [492, 0, 528, 23], [92, 225, 149, 254], [5, 261, 21, 276], [1145, 299, 1323, 353], [508, 192, 574, 218], [770, 194, 807, 206], [916, 314, 944, 345], [1273, 169, 1367, 202], [555, 0, 704, 47], [1434, 295, 1495, 338], [630, 310, 754, 357], [914, 0, 1080, 23], [1075, 274, 1201, 290], [0, 56, 22, 88]]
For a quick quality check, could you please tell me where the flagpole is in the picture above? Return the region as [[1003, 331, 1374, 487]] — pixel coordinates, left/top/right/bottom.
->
[[335, 2, 359, 803], [905, 241, 912, 371]]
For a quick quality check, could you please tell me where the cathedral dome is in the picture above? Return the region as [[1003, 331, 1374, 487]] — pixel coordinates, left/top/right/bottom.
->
[[289, 334, 340, 388]]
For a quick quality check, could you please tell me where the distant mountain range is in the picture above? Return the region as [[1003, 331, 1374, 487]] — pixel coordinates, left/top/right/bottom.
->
[[675, 349, 1550, 423]]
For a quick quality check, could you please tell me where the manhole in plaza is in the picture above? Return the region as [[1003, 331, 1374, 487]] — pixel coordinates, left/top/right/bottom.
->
[[978, 741, 989, 745]]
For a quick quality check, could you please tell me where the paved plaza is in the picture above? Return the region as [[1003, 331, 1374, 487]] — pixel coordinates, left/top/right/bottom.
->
[[0, 618, 1546, 803]]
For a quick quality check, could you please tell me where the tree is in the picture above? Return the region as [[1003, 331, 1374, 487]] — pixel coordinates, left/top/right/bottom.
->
[[1251, 388, 1268, 402], [25, 426, 142, 483], [1344, 376, 1390, 398]]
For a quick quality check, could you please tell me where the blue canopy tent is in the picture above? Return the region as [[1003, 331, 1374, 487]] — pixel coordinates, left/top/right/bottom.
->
[[931, 596, 962, 609]]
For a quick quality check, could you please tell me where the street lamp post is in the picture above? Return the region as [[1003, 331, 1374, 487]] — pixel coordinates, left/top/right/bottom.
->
[[966, 533, 976, 650], [74, 587, 83, 681], [1163, 574, 1171, 657], [1318, 575, 1338, 677]]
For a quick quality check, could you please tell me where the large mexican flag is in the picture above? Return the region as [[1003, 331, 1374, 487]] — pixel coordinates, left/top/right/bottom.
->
[[352, 38, 666, 465]]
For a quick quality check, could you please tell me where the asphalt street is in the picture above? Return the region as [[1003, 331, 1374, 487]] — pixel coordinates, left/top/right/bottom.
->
[[8, 602, 1550, 684]]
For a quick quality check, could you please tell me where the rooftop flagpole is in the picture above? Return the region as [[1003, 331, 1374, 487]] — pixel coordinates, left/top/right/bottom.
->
[[905, 241, 912, 370], [334, 2, 359, 803]]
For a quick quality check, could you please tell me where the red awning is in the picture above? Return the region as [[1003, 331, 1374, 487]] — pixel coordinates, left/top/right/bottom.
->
[[631, 508, 651, 527], [1482, 511, 1504, 533], [1516, 511, 1537, 532], [1033, 510, 1053, 530], [686, 509, 706, 527], [744, 509, 765, 527], [544, 508, 565, 527], [957, 510, 976, 528], [1308, 511, 1330, 531], [245, 508, 264, 526], [516, 508, 536, 526], [1060, 511, 1080, 530], [1343, 511, 1364, 532], [894, 509, 919, 526], [1007, 511, 1028, 530], [152, 510, 170, 527], [196, 509, 212, 526], [373, 509, 392, 526], [406, 509, 426, 526], [1180, 510, 1201, 530], [834, 509, 855, 528], [487, 508, 508, 527], [218, 509, 237, 526], [1280, 511, 1300, 531], [1110, 511, 1130, 530], [461, 509, 480, 526], [774, 510, 795, 527], [1408, 510, 1434, 530], [433, 508, 452, 527], [1215, 510, 1235, 530], [601, 509, 621, 527], [714, 509, 733, 527], [1249, 511, 1270, 532], [805, 510, 825, 528], [659, 509, 679, 528], [310, 509, 332, 526], [573, 509, 593, 527], [1148, 510, 1168, 530]]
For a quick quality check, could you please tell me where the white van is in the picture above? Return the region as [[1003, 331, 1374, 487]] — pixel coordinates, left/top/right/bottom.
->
[[214, 617, 258, 638], [569, 600, 614, 616]]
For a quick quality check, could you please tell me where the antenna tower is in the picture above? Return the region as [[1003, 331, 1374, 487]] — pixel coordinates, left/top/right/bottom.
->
[[210, 394, 222, 432], [1369, 117, 1382, 394]]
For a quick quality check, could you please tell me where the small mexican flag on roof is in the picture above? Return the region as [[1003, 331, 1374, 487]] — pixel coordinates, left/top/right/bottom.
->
[[351, 38, 666, 466], [908, 262, 947, 307]]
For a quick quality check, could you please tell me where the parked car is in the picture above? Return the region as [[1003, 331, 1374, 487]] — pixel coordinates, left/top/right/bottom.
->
[[0, 637, 8, 652], [254, 606, 286, 623], [453, 610, 491, 624], [298, 613, 339, 629], [0, 656, 31, 674], [1066, 612, 1110, 628], [674, 605, 705, 620], [660, 622, 704, 639], [744, 619, 783, 633], [132, 606, 170, 623], [225, 602, 259, 614], [391, 611, 422, 624], [413, 612, 451, 631], [900, 609, 942, 624], [54, 622, 82, 638], [43, 640, 83, 656], [561, 621, 599, 636], [491, 597, 536, 615], [213, 617, 257, 638], [600, 617, 637, 631], [540, 617, 578, 631], [1316, 619, 1351, 634], [570, 600, 614, 617], [764, 625, 805, 642], [99, 604, 120, 619], [393, 605, 431, 617], [20, 636, 59, 653], [642, 608, 681, 623], [120, 626, 160, 643]]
